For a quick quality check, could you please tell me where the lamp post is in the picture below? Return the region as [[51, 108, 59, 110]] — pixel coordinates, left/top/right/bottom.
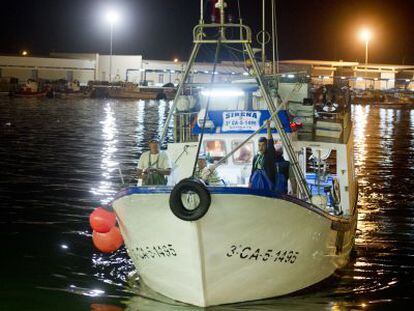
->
[[359, 29, 372, 78], [106, 10, 120, 82]]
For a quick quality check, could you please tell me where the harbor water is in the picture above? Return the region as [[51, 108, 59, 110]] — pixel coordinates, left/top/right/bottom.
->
[[0, 98, 413, 310]]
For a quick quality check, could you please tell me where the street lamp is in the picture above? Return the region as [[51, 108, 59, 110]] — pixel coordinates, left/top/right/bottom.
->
[[359, 28, 372, 66], [106, 10, 120, 82], [359, 28, 372, 85]]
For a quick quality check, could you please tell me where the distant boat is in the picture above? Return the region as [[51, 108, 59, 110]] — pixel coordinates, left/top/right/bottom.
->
[[107, 83, 176, 101], [14, 80, 46, 98], [54, 80, 89, 99]]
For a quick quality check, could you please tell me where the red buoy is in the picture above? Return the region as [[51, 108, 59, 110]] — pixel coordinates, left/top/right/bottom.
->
[[92, 227, 124, 253], [89, 207, 116, 233]]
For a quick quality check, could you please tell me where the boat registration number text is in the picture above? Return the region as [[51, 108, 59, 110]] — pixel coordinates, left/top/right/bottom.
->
[[134, 244, 177, 260], [226, 245, 299, 264]]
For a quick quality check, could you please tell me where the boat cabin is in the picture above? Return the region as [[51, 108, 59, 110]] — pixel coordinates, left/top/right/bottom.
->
[[165, 80, 357, 217]]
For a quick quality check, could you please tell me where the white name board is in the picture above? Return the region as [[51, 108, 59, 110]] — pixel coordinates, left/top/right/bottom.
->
[[222, 111, 261, 132]]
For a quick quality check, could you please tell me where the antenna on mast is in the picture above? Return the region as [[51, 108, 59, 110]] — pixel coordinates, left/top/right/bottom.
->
[[215, 0, 227, 38], [200, 0, 204, 24]]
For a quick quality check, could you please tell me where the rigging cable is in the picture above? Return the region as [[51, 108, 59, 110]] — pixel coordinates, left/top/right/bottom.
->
[[237, 0, 246, 66], [271, 0, 280, 75], [191, 40, 222, 177]]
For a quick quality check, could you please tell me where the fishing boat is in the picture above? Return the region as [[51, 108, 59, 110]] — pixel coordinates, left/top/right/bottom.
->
[[107, 82, 176, 101], [111, 1, 358, 307], [54, 80, 88, 99], [14, 80, 46, 98]]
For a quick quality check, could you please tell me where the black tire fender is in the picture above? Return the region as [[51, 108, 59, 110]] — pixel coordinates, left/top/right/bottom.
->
[[169, 178, 211, 221]]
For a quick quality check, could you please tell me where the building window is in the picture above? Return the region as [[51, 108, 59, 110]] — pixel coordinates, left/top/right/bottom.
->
[[203, 140, 227, 163], [158, 74, 164, 84], [231, 141, 254, 164]]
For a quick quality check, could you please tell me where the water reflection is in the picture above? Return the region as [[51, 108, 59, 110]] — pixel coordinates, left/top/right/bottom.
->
[[88, 102, 119, 205], [352, 105, 369, 174]]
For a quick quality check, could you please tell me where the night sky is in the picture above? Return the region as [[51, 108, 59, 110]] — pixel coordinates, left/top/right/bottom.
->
[[0, 0, 413, 64]]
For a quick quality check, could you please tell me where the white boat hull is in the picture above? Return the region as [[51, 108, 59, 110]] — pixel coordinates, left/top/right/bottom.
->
[[113, 187, 357, 307]]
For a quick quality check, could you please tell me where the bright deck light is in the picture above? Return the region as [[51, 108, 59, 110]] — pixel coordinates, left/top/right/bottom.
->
[[21, 50, 28, 56], [106, 10, 120, 25], [201, 89, 244, 98]]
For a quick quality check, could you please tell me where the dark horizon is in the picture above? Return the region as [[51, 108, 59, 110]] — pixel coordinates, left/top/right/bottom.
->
[[1, 0, 413, 64]]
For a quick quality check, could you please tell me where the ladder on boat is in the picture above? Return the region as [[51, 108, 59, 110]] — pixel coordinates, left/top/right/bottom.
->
[[160, 0, 311, 201]]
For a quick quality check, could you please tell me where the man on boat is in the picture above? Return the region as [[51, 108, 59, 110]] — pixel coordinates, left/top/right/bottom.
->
[[194, 154, 221, 186], [137, 138, 171, 185], [249, 120, 276, 190], [273, 144, 290, 194]]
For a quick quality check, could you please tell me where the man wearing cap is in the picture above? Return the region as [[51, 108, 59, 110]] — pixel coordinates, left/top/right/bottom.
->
[[249, 120, 276, 189], [137, 138, 171, 185], [195, 154, 221, 186]]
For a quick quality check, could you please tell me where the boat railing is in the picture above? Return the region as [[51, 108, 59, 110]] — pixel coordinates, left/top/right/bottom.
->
[[193, 23, 252, 44], [173, 111, 198, 143]]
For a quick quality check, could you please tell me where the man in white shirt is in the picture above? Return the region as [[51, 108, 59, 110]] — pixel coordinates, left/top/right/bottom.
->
[[137, 138, 171, 185], [194, 154, 221, 186]]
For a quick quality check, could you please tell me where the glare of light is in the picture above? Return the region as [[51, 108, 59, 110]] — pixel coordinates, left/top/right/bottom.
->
[[356, 77, 363, 81], [163, 69, 167, 72], [213, 71, 219, 75], [173, 58, 179, 63], [106, 10, 120, 25], [361, 303, 367, 308], [170, 70, 175, 73], [388, 78, 395, 82], [61, 244, 69, 249], [281, 74, 286, 77], [201, 89, 244, 98], [287, 74, 295, 78], [374, 78, 378, 81], [231, 72, 236, 75], [406, 79, 411, 82], [323, 76, 330, 79], [242, 72, 249, 76], [21, 50, 28, 56], [139, 68, 145, 72], [86, 289, 105, 297], [194, 70, 198, 73], [359, 28, 372, 42], [341, 76, 346, 80]]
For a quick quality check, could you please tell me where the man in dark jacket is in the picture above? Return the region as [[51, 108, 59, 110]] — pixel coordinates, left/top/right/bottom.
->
[[249, 120, 276, 189]]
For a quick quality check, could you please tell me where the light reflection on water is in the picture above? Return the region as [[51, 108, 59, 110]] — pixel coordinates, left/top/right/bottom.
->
[[0, 99, 413, 310]]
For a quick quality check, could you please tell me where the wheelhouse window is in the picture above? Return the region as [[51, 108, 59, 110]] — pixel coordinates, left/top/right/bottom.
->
[[231, 140, 254, 164], [203, 140, 226, 163]]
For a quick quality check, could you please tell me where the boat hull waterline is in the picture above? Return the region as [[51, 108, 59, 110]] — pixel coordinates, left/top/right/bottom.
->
[[112, 187, 357, 307]]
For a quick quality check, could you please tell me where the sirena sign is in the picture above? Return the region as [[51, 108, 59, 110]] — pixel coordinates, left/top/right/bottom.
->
[[222, 111, 261, 132]]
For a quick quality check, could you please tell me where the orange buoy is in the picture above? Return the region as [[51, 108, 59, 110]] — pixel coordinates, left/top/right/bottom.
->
[[92, 226, 124, 253], [89, 207, 116, 233]]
